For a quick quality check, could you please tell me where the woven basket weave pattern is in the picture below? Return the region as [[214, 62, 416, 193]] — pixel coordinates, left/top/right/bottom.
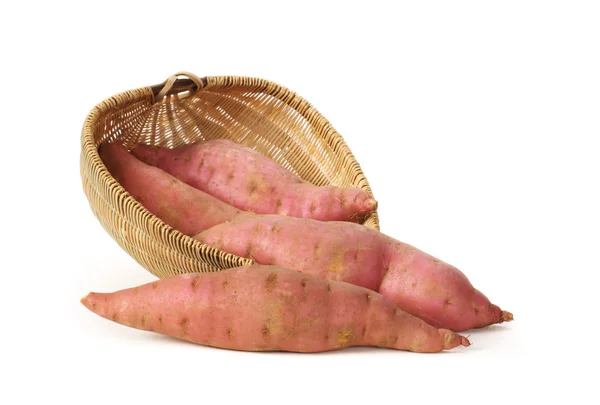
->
[[81, 75, 379, 279]]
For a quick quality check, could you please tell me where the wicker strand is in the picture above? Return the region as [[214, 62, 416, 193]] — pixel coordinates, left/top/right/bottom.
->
[[155, 71, 205, 101], [174, 71, 204, 89], [155, 75, 178, 100]]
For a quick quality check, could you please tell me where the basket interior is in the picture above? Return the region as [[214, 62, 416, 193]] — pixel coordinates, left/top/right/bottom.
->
[[96, 77, 376, 197]]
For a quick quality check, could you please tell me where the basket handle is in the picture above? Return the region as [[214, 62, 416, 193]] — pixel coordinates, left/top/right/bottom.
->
[[152, 72, 205, 101]]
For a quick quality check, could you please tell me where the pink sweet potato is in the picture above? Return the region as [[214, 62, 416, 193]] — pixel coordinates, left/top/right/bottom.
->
[[131, 139, 377, 222], [195, 216, 512, 332], [99, 142, 510, 332], [99, 142, 244, 235], [81, 265, 469, 353]]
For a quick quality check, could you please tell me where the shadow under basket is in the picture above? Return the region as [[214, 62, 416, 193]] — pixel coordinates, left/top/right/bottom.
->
[[80, 72, 380, 279]]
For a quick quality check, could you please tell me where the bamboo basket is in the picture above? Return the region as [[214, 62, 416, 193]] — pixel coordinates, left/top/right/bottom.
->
[[80, 72, 379, 279]]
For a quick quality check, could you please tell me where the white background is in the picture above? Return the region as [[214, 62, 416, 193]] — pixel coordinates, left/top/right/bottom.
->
[[1, 1, 597, 403]]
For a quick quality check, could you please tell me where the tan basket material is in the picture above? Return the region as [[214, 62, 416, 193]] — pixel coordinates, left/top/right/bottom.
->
[[80, 72, 380, 279]]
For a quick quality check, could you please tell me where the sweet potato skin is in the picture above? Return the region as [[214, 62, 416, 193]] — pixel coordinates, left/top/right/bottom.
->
[[196, 215, 388, 292], [378, 243, 510, 331], [131, 140, 377, 222], [81, 265, 468, 353], [99, 142, 243, 236], [195, 217, 510, 332]]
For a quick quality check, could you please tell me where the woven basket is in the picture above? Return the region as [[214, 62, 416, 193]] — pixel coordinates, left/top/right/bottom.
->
[[80, 72, 380, 279]]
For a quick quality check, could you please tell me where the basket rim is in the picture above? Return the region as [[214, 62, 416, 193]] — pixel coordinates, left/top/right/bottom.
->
[[80, 73, 379, 275]]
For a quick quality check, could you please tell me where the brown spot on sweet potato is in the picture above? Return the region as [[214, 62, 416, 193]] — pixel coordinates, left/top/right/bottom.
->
[[443, 331, 457, 347], [158, 315, 163, 325], [173, 156, 180, 161], [327, 282, 333, 294], [474, 307, 480, 315], [140, 316, 146, 327], [247, 181, 258, 194], [313, 240, 321, 256], [92, 302, 97, 310], [337, 329, 354, 345], [421, 279, 445, 297], [191, 276, 201, 291], [185, 155, 191, 163], [354, 250, 360, 261], [266, 272, 278, 292], [410, 339, 426, 352], [362, 326, 367, 338], [151, 281, 158, 289], [180, 317, 189, 335], [309, 202, 317, 214], [328, 250, 345, 273], [271, 222, 281, 233], [263, 301, 285, 337], [262, 325, 270, 339], [246, 242, 254, 259], [157, 205, 180, 228], [444, 299, 452, 307], [411, 282, 417, 289], [227, 171, 235, 181], [276, 199, 283, 208], [222, 279, 229, 290], [227, 327, 234, 341], [304, 315, 319, 327], [207, 167, 216, 180], [432, 258, 441, 264], [301, 278, 308, 301], [112, 313, 119, 322]]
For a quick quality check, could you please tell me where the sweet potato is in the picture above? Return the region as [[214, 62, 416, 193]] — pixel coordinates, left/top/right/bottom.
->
[[80, 265, 469, 353], [99, 142, 244, 235], [195, 216, 512, 332], [99, 142, 509, 332], [131, 139, 377, 222]]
